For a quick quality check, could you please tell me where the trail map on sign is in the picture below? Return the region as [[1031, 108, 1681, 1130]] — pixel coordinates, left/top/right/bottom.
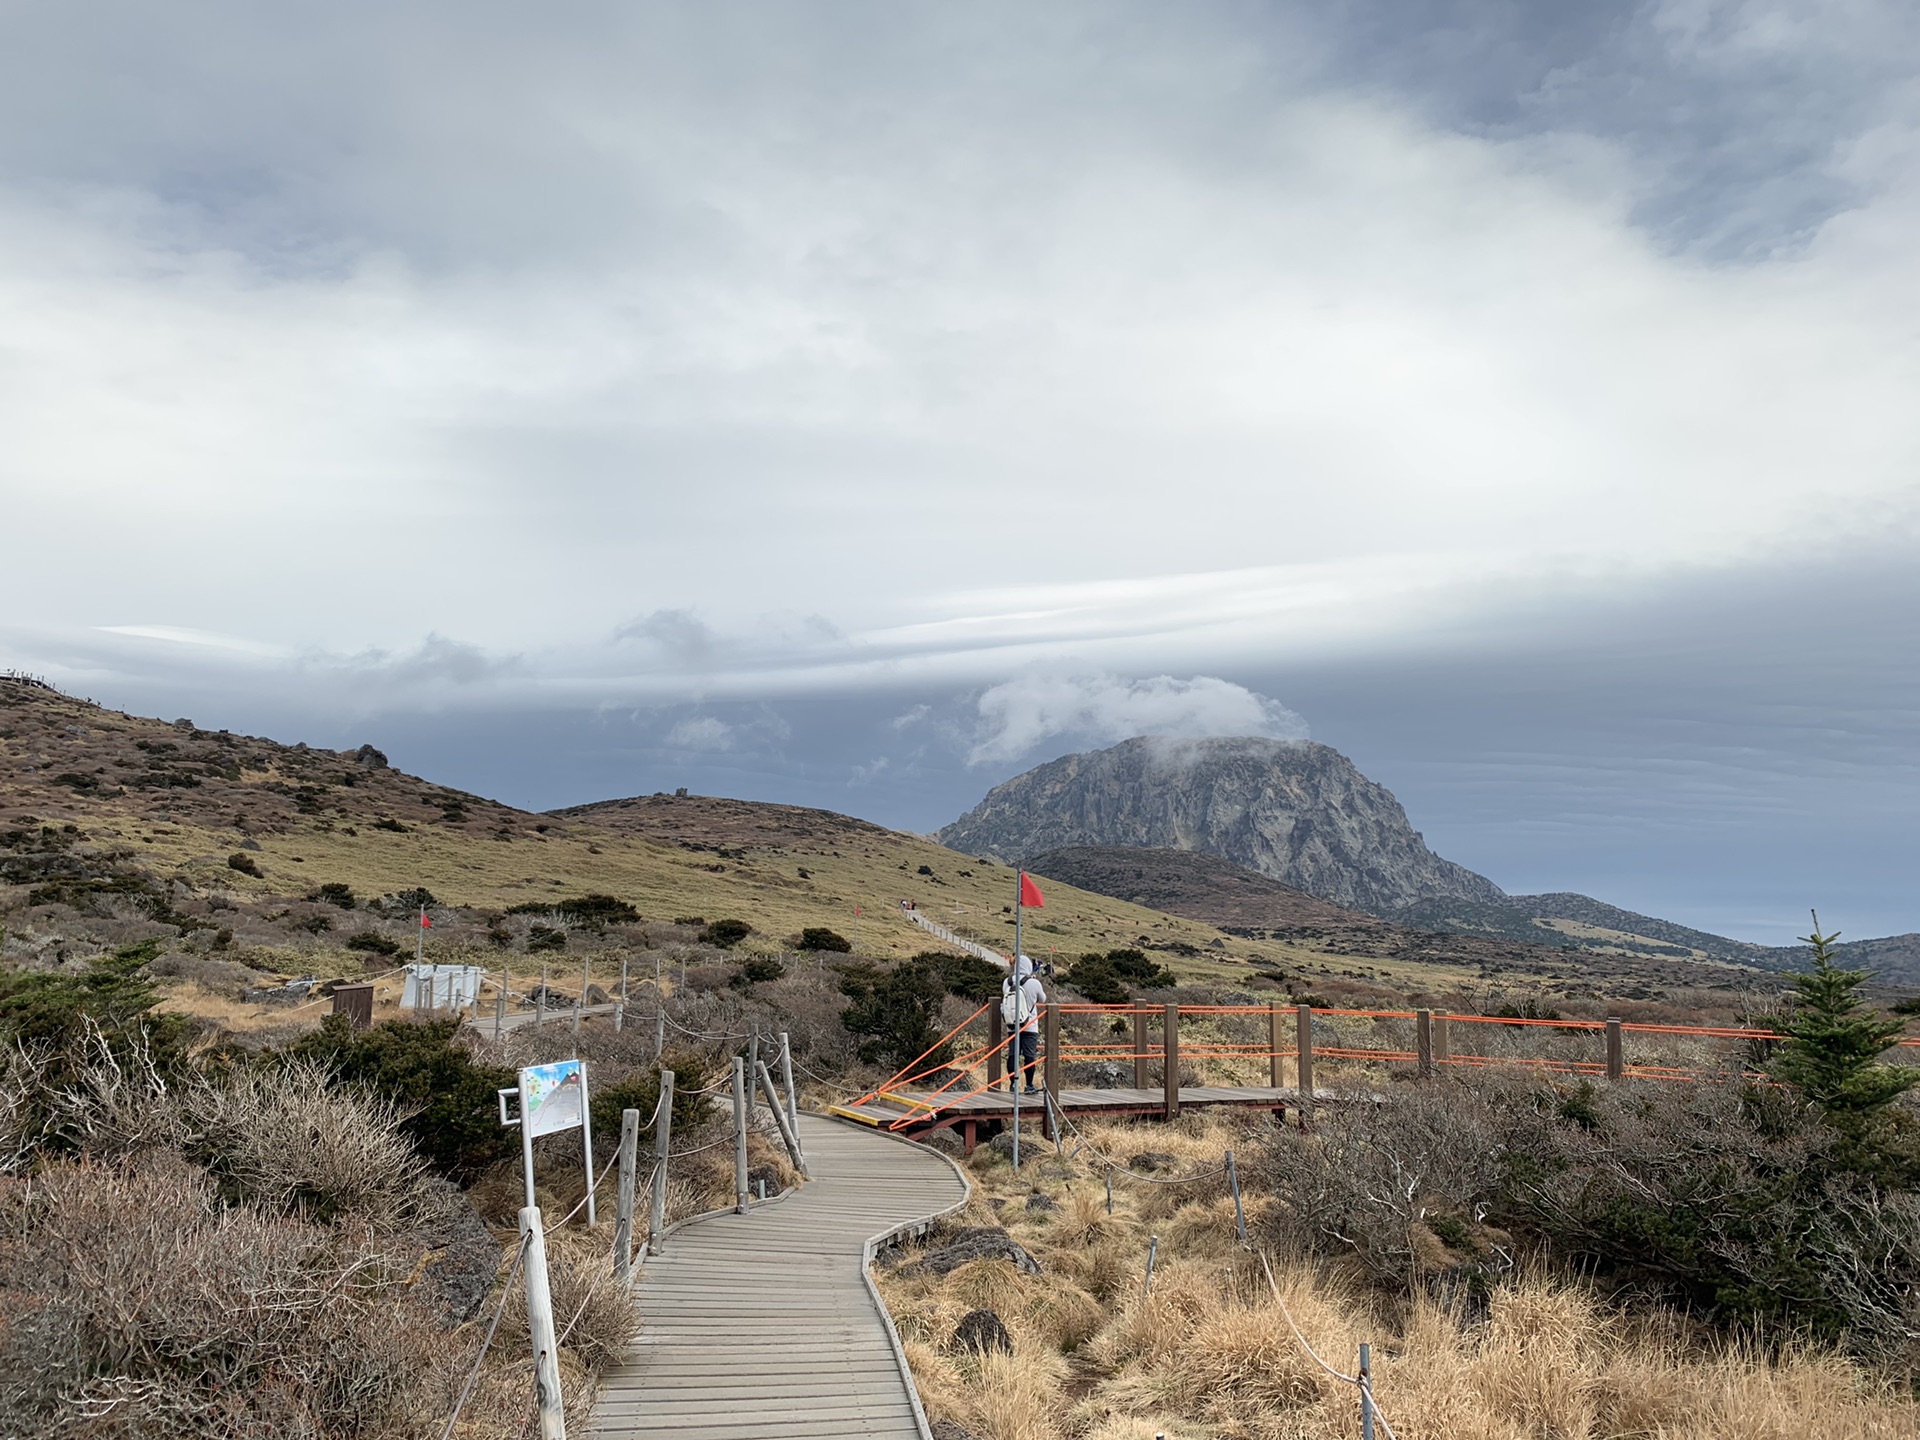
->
[[520, 1060, 586, 1137]]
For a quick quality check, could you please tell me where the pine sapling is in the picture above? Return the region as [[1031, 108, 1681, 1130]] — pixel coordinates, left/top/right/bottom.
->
[[1770, 911, 1919, 1128]]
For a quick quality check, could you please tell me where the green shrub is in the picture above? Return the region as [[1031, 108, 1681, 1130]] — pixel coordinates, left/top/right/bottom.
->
[[227, 852, 262, 877], [699, 919, 751, 950], [1061, 947, 1176, 1002], [837, 959, 949, 1071], [797, 927, 851, 953], [290, 1016, 514, 1183], [344, 931, 401, 958], [1062, 958, 1129, 1004], [527, 924, 567, 953], [926, 953, 1002, 1004], [729, 957, 784, 988], [588, 1055, 713, 1162], [312, 883, 356, 910], [505, 894, 640, 927]]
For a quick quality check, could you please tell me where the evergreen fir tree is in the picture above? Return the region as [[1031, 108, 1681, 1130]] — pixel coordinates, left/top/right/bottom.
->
[[1770, 912, 1919, 1126]]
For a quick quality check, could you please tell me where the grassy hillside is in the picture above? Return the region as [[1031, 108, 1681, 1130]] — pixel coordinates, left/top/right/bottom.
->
[[1, 680, 1777, 1021]]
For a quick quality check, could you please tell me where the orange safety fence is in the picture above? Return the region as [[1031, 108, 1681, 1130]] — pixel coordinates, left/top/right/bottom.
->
[[852, 999, 1920, 1120]]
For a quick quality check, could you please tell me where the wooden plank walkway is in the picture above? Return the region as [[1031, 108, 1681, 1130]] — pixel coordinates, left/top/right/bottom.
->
[[831, 1085, 1306, 1149], [591, 1113, 969, 1439]]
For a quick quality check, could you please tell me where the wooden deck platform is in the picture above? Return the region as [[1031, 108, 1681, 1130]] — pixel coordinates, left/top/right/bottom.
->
[[591, 1112, 969, 1439], [831, 1085, 1308, 1150]]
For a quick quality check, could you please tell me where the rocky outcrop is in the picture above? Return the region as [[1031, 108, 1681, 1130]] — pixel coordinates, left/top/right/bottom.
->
[[938, 736, 1504, 917]]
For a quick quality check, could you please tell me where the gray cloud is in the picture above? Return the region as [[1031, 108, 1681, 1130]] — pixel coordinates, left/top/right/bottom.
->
[[0, 4, 1915, 946], [967, 673, 1309, 765]]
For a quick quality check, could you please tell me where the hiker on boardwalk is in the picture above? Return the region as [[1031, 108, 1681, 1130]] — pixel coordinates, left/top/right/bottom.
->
[[1002, 955, 1045, 1094]]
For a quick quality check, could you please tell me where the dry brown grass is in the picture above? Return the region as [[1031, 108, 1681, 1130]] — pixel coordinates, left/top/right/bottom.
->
[[881, 1109, 1920, 1440]]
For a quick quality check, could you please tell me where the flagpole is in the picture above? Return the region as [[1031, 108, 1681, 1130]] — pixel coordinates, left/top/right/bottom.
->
[[1014, 869, 1023, 962]]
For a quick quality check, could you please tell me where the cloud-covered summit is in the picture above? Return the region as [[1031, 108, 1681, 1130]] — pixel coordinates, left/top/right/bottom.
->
[[966, 673, 1308, 765]]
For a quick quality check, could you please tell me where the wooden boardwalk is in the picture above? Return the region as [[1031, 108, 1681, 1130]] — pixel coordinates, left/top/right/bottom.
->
[[592, 1113, 969, 1439], [833, 1085, 1303, 1151]]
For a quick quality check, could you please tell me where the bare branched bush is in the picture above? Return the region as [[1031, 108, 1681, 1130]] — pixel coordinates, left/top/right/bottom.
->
[[0, 1041, 49, 1174], [186, 1058, 429, 1228], [43, 1016, 189, 1159], [503, 1225, 639, 1374], [1263, 1080, 1511, 1284], [0, 1154, 448, 1440]]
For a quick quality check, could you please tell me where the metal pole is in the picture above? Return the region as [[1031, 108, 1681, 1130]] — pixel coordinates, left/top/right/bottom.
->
[[1105, 1167, 1113, 1214], [580, 1068, 598, 1228], [496, 965, 508, 1040], [614, 1108, 639, 1284], [519, 1207, 567, 1440], [1360, 1342, 1374, 1440], [654, 1003, 666, 1061], [1011, 1044, 1021, 1172], [756, 1060, 809, 1177], [520, 1081, 538, 1208], [1143, 1234, 1158, 1296], [538, 962, 548, 1024], [731, 1057, 749, 1214], [1226, 1149, 1247, 1244], [1133, 1006, 1149, 1089], [1014, 868, 1023, 961], [649, 1070, 674, 1251]]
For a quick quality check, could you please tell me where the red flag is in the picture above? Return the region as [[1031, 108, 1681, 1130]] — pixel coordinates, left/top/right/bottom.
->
[[419, 913, 432, 929], [1018, 872, 1045, 909]]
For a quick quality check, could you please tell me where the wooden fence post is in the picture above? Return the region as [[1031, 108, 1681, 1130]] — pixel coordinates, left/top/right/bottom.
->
[[1296, 1004, 1315, 1130], [1133, 1006, 1150, 1090], [1606, 1018, 1624, 1081], [756, 1060, 809, 1177], [613, 1108, 639, 1285], [988, 1006, 1005, 1087], [1416, 1008, 1434, 1078], [648, 1070, 674, 1251], [731, 1058, 749, 1214], [1163, 1003, 1180, 1121], [778, 1031, 800, 1133], [519, 1206, 567, 1439], [1434, 1009, 1451, 1067], [1269, 1000, 1285, 1088]]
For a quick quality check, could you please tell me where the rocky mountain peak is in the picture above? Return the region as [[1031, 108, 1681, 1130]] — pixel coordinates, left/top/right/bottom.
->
[[938, 734, 1504, 916]]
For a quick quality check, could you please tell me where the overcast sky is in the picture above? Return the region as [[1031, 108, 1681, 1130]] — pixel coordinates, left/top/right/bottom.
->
[[4, 2, 1917, 945]]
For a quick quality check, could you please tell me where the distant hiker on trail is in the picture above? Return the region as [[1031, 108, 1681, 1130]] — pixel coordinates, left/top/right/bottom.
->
[[1001, 954, 1045, 1094]]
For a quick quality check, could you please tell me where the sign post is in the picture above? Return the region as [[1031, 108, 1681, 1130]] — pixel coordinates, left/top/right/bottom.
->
[[498, 1058, 595, 1440]]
